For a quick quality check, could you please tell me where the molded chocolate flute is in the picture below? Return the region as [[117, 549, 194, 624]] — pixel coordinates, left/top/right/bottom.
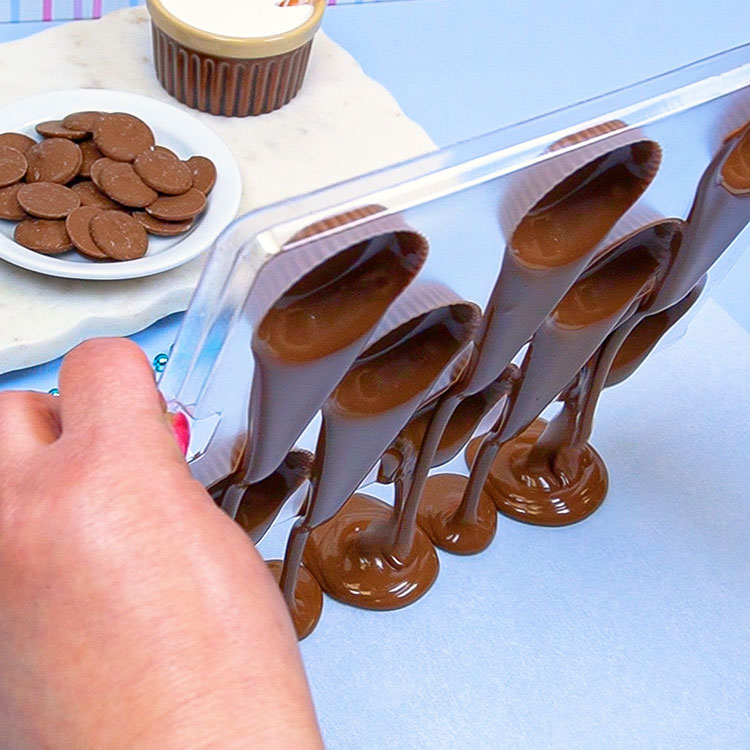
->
[[220, 208, 428, 520], [464, 217, 677, 524], [407, 131, 662, 551], [271, 284, 480, 636], [469, 118, 750, 518]]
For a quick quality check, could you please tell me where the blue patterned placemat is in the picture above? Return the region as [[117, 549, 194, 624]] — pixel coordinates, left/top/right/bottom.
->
[[1, 0, 413, 23]]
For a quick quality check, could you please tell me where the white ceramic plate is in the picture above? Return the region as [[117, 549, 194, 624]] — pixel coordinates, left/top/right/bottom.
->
[[0, 89, 242, 280]]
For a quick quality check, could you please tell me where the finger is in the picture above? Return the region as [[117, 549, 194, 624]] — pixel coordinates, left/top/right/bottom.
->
[[58, 338, 174, 456], [0, 391, 61, 462]]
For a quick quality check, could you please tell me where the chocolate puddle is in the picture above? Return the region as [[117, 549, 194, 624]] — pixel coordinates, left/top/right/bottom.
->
[[461, 220, 673, 525], [276, 299, 480, 627]]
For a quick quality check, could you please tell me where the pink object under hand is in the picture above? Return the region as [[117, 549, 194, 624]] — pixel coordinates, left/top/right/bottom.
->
[[166, 411, 190, 456]]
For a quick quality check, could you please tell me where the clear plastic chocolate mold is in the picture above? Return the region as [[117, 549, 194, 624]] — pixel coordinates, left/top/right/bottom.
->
[[158, 42, 750, 632]]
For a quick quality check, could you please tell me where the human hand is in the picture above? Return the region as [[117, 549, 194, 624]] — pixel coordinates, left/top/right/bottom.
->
[[0, 339, 322, 750]]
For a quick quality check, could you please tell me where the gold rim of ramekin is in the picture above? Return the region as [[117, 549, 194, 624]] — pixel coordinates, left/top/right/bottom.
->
[[146, 0, 326, 59]]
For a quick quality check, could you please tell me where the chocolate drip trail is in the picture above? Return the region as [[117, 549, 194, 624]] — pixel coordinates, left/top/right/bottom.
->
[[220, 212, 428, 519], [404, 139, 662, 550], [465, 121, 750, 527], [277, 297, 480, 633]]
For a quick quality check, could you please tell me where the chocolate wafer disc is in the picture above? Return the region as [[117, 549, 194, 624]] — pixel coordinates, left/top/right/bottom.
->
[[0, 145, 27, 187], [26, 138, 82, 184], [17, 182, 80, 219], [0, 183, 27, 220], [62, 111, 103, 134], [134, 149, 192, 195], [185, 156, 216, 195], [146, 187, 206, 222], [0, 133, 35, 155], [71, 180, 122, 211], [79, 140, 105, 178], [93, 113, 155, 162], [66, 206, 108, 259], [35, 120, 88, 141], [154, 145, 179, 160], [89, 157, 115, 191], [15, 218, 73, 254], [90, 210, 149, 260], [98, 161, 158, 208], [132, 210, 194, 236]]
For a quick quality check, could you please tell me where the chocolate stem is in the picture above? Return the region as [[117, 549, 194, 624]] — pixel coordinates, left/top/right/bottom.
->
[[457, 380, 519, 526], [387, 393, 460, 560], [449, 373, 519, 525], [572, 315, 643, 448], [279, 518, 311, 606]]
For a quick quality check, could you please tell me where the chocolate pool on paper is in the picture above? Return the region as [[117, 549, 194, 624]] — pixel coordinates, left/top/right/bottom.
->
[[272, 286, 480, 635]]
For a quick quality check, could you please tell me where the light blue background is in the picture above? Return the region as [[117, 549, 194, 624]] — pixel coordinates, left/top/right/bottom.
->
[[1, 4, 748, 749]]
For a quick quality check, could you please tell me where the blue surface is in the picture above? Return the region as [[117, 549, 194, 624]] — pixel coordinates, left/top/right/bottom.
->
[[0, 6, 748, 749]]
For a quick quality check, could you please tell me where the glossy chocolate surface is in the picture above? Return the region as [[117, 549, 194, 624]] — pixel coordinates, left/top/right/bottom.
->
[[213, 120, 750, 637], [280, 301, 479, 623]]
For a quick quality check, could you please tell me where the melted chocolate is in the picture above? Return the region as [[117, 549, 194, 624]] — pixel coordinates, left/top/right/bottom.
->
[[462, 120, 750, 528], [462, 221, 673, 525], [303, 493, 439, 610], [216, 117, 750, 639], [221, 220, 428, 518], [386, 370, 517, 554], [209, 449, 312, 542], [235, 450, 313, 543], [388, 140, 662, 554], [416, 472, 497, 554], [279, 302, 480, 628], [606, 279, 705, 387], [266, 560, 322, 640]]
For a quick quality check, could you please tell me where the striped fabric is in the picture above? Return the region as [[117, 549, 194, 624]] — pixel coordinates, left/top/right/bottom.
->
[[1, 0, 409, 23]]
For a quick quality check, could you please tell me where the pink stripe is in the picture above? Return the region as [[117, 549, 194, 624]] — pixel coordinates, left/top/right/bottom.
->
[[74, 0, 83, 19], [93, 0, 102, 18], [43, 0, 53, 21]]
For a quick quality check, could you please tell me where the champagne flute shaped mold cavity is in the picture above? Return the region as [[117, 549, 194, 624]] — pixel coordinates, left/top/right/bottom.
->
[[220, 210, 428, 519], [398, 136, 662, 555], [465, 221, 674, 526], [277, 286, 480, 624], [652, 121, 750, 314], [467, 137, 662, 397]]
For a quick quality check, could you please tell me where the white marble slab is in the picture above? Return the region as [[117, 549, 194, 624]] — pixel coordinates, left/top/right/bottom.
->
[[0, 7, 434, 374]]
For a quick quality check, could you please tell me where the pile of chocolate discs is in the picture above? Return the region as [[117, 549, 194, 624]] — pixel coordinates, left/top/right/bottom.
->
[[0, 112, 217, 262]]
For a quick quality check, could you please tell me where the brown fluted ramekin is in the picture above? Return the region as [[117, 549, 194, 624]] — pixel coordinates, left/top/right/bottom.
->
[[146, 0, 325, 117]]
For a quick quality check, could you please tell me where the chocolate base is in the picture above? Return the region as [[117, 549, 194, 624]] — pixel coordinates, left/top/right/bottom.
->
[[266, 560, 322, 640], [416, 473, 497, 555], [304, 493, 439, 610], [465, 419, 609, 526]]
